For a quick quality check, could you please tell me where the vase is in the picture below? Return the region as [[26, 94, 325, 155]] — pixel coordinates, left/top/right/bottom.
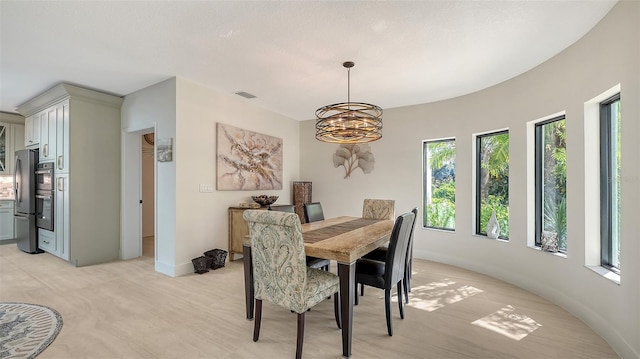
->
[[486, 210, 500, 239]]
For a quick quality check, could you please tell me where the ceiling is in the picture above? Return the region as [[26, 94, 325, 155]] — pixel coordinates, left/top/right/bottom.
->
[[0, 1, 617, 121]]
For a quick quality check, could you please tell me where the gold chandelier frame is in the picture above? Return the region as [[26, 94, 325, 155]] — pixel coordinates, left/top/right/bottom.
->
[[315, 61, 383, 144]]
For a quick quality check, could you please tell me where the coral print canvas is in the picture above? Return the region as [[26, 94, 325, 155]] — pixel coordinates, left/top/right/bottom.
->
[[217, 123, 283, 190]]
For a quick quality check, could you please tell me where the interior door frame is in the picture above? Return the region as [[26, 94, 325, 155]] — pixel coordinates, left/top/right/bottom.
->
[[121, 124, 156, 261]]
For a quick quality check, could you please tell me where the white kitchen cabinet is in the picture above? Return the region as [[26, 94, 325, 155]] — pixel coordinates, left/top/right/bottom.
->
[[12, 123, 25, 153], [55, 100, 69, 174], [0, 122, 12, 174], [38, 228, 56, 253], [54, 174, 69, 260], [0, 201, 14, 240], [17, 83, 122, 266], [39, 107, 57, 163], [24, 113, 40, 148], [0, 121, 25, 176]]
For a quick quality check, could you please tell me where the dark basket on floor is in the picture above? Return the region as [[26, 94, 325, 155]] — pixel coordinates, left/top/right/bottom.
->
[[204, 249, 228, 270], [192, 256, 210, 274]]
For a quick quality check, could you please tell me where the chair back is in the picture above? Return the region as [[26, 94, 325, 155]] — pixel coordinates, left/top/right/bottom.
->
[[362, 199, 395, 220], [384, 211, 416, 285], [405, 207, 418, 266], [269, 205, 295, 213], [304, 202, 325, 222], [243, 210, 309, 313]]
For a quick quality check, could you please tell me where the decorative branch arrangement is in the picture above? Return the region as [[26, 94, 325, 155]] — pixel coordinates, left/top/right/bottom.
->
[[332, 144, 375, 179]]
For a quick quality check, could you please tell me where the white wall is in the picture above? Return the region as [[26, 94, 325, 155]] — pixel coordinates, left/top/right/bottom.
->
[[121, 77, 301, 276], [300, 2, 638, 357], [121, 78, 176, 273]]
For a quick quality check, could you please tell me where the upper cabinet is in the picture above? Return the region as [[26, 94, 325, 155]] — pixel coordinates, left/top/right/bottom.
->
[[25, 113, 40, 148], [0, 122, 10, 174], [0, 112, 26, 175]]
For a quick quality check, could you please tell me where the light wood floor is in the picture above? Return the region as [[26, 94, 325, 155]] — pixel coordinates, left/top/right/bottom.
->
[[0, 243, 618, 358]]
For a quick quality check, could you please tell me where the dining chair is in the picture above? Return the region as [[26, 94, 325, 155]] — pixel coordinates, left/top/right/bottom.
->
[[269, 204, 296, 213], [243, 210, 341, 359], [303, 202, 324, 223], [361, 207, 418, 304], [354, 210, 416, 336], [362, 199, 395, 220], [301, 202, 331, 272], [273, 204, 330, 272]]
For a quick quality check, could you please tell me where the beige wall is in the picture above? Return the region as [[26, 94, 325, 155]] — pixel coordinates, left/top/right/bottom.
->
[[174, 78, 300, 271], [300, 2, 638, 357]]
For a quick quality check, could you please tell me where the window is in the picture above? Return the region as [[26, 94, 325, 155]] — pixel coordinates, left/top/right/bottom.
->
[[476, 131, 509, 239], [534, 117, 567, 251], [600, 94, 621, 272], [423, 139, 455, 230]]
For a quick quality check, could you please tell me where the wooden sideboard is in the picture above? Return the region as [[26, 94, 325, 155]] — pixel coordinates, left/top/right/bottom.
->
[[228, 207, 266, 261]]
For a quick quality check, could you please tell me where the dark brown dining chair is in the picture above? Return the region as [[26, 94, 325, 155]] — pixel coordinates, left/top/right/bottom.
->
[[301, 202, 330, 271], [354, 210, 416, 336], [243, 210, 341, 359], [361, 207, 418, 304]]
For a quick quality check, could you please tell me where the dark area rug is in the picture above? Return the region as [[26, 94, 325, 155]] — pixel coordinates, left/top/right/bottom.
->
[[0, 302, 63, 359]]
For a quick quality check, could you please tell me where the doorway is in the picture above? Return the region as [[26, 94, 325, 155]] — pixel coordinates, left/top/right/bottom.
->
[[141, 133, 155, 258], [121, 125, 156, 262]]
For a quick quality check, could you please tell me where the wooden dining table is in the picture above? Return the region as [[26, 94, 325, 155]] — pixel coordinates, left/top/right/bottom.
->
[[243, 216, 395, 358]]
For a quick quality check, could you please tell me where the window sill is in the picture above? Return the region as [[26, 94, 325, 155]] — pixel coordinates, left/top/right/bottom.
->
[[472, 234, 509, 243], [527, 245, 567, 258], [586, 265, 620, 285], [422, 227, 455, 234]]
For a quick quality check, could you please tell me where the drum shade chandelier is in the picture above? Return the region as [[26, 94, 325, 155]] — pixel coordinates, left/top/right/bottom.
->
[[315, 61, 383, 144]]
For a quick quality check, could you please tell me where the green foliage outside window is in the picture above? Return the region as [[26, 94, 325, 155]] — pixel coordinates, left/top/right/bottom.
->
[[478, 132, 509, 239], [424, 140, 455, 230]]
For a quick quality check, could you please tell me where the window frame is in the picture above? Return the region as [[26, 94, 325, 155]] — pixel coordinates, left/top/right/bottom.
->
[[475, 130, 509, 239], [534, 115, 566, 249], [422, 138, 456, 231], [599, 93, 621, 273]]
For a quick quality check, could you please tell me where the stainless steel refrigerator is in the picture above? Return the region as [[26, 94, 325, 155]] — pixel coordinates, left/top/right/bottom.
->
[[14, 148, 40, 253]]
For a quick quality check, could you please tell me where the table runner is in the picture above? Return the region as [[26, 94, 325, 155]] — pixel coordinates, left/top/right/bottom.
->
[[304, 218, 382, 243]]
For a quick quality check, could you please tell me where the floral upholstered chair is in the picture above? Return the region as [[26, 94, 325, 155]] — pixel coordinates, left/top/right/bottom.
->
[[243, 210, 340, 359], [362, 199, 395, 220]]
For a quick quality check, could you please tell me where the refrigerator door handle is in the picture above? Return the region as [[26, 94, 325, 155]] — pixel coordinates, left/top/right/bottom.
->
[[14, 155, 21, 203]]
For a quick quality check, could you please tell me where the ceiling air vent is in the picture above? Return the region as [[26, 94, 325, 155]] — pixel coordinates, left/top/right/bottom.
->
[[235, 91, 256, 99]]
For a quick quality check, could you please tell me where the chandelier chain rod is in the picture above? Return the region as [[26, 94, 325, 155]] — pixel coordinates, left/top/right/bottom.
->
[[347, 66, 351, 109]]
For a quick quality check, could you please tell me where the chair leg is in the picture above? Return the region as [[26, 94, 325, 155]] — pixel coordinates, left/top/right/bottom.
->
[[403, 272, 410, 304], [253, 299, 262, 342], [397, 282, 405, 319], [385, 288, 393, 336], [296, 312, 305, 359], [334, 292, 341, 329], [360, 283, 365, 297], [355, 286, 359, 306], [407, 258, 413, 291]]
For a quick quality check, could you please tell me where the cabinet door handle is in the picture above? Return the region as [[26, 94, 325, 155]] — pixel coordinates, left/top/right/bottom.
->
[[44, 144, 48, 158], [57, 155, 63, 170], [43, 240, 50, 244], [57, 177, 63, 191]]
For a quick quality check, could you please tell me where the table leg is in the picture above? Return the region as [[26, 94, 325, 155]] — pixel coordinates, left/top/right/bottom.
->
[[243, 243, 254, 320], [338, 262, 355, 357]]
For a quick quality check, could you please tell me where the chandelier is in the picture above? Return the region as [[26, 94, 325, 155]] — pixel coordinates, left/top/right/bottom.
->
[[315, 61, 383, 144]]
